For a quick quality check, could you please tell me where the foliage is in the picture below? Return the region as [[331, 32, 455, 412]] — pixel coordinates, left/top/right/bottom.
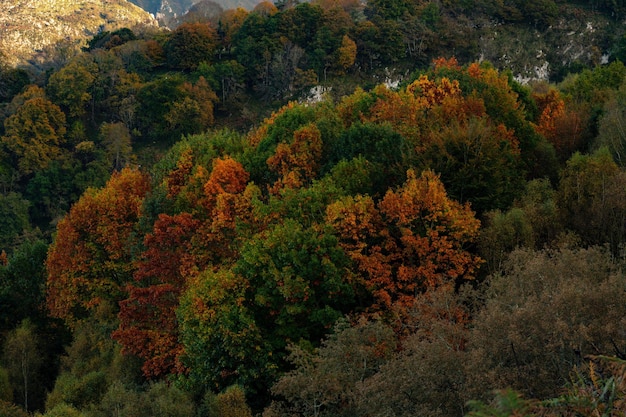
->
[[9, 2, 626, 415], [327, 169, 481, 321], [2, 319, 42, 412], [0, 400, 29, 417], [46, 168, 151, 326], [468, 246, 626, 401], [165, 22, 218, 70], [1, 86, 68, 175], [267, 319, 397, 417]]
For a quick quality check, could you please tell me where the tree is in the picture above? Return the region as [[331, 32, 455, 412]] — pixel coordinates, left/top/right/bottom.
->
[[2, 320, 42, 412], [556, 149, 626, 252], [114, 213, 200, 378], [267, 123, 323, 193], [0, 193, 30, 253], [267, 319, 397, 417], [0, 67, 29, 104], [336, 35, 356, 73], [326, 169, 482, 321], [46, 54, 97, 119], [468, 246, 626, 401], [46, 168, 151, 326], [422, 117, 524, 213], [201, 385, 253, 417], [99, 122, 133, 171], [2, 86, 67, 175], [177, 268, 272, 395], [199, 60, 245, 104], [0, 240, 48, 331], [234, 220, 355, 349], [165, 77, 218, 137], [218, 8, 249, 54], [595, 84, 626, 166], [165, 22, 218, 70]]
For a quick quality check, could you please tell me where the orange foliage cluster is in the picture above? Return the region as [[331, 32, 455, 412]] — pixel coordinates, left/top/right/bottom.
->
[[327, 170, 481, 320], [534, 89, 587, 159], [267, 124, 323, 193]]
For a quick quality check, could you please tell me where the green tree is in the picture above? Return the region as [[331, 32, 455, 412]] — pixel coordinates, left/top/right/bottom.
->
[[0, 240, 48, 331], [177, 268, 272, 395], [595, 83, 626, 166], [99, 122, 133, 171], [46, 55, 97, 119], [0, 193, 30, 253], [234, 220, 355, 348], [0, 68, 29, 104], [557, 149, 626, 251], [2, 319, 42, 412], [165, 22, 218, 70]]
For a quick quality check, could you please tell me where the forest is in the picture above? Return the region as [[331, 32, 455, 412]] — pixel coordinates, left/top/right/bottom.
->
[[2, 0, 626, 416]]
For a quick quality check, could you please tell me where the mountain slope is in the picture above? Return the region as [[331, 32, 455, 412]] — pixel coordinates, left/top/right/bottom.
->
[[0, 0, 158, 70]]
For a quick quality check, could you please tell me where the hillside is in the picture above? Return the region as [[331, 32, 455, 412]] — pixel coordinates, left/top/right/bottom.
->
[[3, 1, 626, 416], [0, 0, 158, 71]]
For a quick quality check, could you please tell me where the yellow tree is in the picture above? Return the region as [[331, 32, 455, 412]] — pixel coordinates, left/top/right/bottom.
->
[[1, 86, 67, 175]]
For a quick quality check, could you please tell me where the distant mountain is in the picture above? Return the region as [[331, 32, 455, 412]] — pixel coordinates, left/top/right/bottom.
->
[[0, 0, 158, 71], [128, 0, 262, 27]]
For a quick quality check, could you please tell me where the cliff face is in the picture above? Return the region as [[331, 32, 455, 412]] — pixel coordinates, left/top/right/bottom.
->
[[477, 6, 619, 83], [0, 0, 158, 71]]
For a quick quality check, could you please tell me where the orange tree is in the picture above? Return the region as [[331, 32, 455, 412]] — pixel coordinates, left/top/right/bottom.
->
[[46, 168, 151, 326], [326, 169, 481, 323]]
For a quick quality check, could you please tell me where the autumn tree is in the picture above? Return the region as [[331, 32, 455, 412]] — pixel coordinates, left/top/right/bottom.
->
[[267, 123, 323, 193], [534, 88, 588, 161], [115, 152, 255, 379], [114, 213, 200, 378], [326, 169, 481, 322], [1, 86, 67, 175], [336, 35, 357, 73], [218, 7, 249, 55], [46, 168, 151, 326], [201, 385, 253, 417]]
